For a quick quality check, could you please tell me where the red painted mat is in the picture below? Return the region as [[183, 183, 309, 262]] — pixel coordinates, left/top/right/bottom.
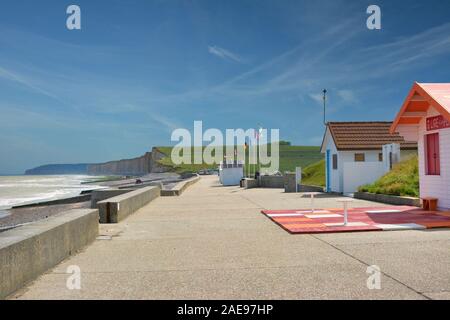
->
[[261, 206, 450, 234]]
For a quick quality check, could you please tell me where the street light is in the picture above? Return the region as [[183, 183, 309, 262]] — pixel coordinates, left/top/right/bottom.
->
[[323, 89, 327, 125]]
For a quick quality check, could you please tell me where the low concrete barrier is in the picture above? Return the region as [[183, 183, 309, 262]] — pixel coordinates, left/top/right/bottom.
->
[[0, 209, 99, 299], [284, 173, 324, 193], [90, 188, 133, 208], [242, 178, 258, 189], [161, 176, 200, 196], [97, 186, 160, 223], [299, 185, 324, 192], [353, 192, 420, 207], [260, 175, 284, 188], [284, 173, 296, 192]]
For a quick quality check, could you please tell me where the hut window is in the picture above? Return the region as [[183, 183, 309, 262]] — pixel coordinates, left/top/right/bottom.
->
[[354, 153, 365, 162], [332, 154, 338, 170]]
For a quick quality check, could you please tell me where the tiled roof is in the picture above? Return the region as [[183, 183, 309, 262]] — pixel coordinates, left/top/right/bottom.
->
[[327, 122, 417, 151]]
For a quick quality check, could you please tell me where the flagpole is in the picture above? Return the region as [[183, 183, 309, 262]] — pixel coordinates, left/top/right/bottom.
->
[[246, 139, 249, 178], [253, 128, 256, 179]]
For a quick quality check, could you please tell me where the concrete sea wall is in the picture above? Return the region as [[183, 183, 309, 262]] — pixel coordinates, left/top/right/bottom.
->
[[90, 189, 134, 208], [0, 209, 99, 299], [161, 176, 200, 196], [97, 186, 160, 223]]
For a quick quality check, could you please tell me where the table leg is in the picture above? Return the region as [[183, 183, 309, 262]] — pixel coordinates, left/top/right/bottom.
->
[[343, 203, 348, 226]]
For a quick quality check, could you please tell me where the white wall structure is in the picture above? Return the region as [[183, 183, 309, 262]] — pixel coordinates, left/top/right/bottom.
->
[[391, 82, 450, 210], [219, 161, 244, 186], [342, 162, 385, 194]]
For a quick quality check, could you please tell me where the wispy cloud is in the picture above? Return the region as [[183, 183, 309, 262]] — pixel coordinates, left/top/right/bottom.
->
[[337, 90, 357, 104], [207, 21, 450, 104], [146, 113, 182, 132], [208, 45, 243, 63], [0, 66, 62, 101], [309, 93, 324, 105]]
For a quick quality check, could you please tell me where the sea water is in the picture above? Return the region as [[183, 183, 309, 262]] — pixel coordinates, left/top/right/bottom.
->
[[0, 175, 105, 210]]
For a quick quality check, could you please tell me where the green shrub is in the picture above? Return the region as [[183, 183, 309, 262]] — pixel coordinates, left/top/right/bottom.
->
[[357, 156, 419, 197]]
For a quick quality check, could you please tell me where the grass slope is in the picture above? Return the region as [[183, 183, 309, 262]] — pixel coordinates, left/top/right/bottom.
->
[[278, 146, 323, 172], [301, 159, 325, 187], [155, 145, 323, 174], [358, 155, 419, 197]]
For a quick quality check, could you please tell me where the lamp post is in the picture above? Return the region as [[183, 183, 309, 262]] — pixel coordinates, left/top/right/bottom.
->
[[323, 89, 327, 125]]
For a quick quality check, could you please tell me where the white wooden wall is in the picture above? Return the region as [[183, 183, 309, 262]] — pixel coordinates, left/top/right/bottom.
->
[[417, 107, 450, 209], [342, 161, 385, 194]]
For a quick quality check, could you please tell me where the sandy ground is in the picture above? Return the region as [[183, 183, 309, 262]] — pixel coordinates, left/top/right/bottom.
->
[[11, 175, 450, 299]]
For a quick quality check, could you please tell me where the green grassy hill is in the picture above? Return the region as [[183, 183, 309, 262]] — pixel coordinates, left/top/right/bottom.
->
[[301, 159, 325, 187], [278, 146, 323, 172], [155, 145, 323, 174], [358, 155, 419, 197]]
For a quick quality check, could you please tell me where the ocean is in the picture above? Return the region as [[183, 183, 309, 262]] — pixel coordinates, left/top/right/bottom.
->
[[0, 175, 105, 210]]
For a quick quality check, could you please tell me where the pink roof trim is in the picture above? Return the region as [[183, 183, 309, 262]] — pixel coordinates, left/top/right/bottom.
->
[[417, 83, 450, 112], [390, 82, 450, 133]]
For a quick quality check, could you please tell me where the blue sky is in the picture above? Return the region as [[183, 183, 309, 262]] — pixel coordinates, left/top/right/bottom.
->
[[1, 0, 450, 174]]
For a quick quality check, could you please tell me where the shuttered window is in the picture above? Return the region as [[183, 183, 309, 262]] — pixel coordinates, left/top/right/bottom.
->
[[425, 133, 440, 175]]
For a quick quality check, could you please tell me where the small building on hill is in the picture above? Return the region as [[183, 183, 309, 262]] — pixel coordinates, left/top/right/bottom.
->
[[321, 122, 417, 194], [390, 82, 450, 210]]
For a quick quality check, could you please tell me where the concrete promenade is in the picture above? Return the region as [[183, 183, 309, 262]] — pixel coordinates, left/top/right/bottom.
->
[[12, 176, 450, 299]]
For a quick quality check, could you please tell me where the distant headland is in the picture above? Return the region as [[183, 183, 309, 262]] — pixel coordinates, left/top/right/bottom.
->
[[25, 147, 170, 176]]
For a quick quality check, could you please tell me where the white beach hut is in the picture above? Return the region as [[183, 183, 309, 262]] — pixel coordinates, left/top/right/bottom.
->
[[321, 122, 417, 194]]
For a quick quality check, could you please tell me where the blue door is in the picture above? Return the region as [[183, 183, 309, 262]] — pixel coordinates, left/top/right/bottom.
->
[[326, 149, 331, 192]]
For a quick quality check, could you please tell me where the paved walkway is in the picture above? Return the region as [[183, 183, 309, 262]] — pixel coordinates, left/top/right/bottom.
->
[[12, 176, 450, 299]]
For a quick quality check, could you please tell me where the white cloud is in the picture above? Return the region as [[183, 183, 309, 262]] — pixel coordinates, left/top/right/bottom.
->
[[208, 45, 242, 63], [337, 90, 357, 103], [149, 114, 182, 132], [0, 66, 62, 102], [309, 93, 324, 105]]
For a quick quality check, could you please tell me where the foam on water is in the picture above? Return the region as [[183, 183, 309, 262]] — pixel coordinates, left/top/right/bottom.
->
[[0, 211, 10, 218], [0, 175, 105, 209]]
